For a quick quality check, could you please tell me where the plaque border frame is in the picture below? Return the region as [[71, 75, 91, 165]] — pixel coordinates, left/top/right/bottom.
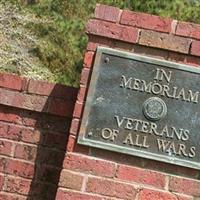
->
[[78, 46, 200, 170]]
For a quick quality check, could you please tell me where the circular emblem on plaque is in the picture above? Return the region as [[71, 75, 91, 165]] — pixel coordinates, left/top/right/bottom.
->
[[143, 97, 167, 121]]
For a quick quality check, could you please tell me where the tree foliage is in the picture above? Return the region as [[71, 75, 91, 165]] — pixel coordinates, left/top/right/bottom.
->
[[6, 0, 200, 86]]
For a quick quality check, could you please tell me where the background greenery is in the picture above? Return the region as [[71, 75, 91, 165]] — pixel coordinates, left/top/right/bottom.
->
[[1, 0, 200, 87]]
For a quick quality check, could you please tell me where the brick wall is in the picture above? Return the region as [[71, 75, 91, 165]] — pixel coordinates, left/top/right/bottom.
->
[[56, 4, 200, 200], [0, 73, 78, 200], [1, 4, 200, 200]]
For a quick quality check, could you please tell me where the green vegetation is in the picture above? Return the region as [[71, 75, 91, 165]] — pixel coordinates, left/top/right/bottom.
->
[[1, 0, 200, 87]]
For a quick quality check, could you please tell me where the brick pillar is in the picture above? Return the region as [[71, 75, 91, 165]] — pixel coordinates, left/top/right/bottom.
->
[[56, 4, 200, 200]]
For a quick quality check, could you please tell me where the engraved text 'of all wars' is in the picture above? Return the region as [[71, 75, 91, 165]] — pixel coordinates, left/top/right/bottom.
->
[[101, 115, 196, 158], [120, 68, 199, 104]]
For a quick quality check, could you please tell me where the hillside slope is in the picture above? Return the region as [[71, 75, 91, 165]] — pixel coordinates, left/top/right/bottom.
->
[[0, 1, 56, 82]]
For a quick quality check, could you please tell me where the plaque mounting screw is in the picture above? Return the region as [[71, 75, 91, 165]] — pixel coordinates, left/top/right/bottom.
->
[[104, 57, 110, 63], [88, 132, 93, 137]]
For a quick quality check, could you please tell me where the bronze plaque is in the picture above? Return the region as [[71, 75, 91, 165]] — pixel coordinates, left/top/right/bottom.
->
[[78, 47, 200, 169]]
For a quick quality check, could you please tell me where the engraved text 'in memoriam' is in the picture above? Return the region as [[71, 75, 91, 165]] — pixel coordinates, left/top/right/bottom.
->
[[120, 68, 199, 104]]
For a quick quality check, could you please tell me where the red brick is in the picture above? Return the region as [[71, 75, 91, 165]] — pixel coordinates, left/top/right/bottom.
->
[[86, 177, 137, 199], [185, 55, 200, 67], [95, 4, 121, 23], [5, 159, 34, 179], [47, 97, 76, 117], [80, 68, 91, 86], [37, 115, 70, 133], [86, 19, 139, 44], [89, 147, 144, 168], [36, 148, 64, 167], [168, 52, 185, 64], [0, 193, 26, 200], [0, 106, 22, 124], [21, 129, 41, 145], [35, 164, 60, 184], [83, 51, 95, 68], [22, 112, 69, 130], [139, 188, 192, 200], [56, 189, 102, 200], [170, 53, 200, 68], [70, 118, 80, 135], [144, 160, 199, 179], [66, 135, 77, 152], [176, 22, 200, 40], [4, 176, 31, 195], [133, 45, 168, 60], [66, 135, 89, 154], [43, 132, 67, 150], [121, 10, 172, 33], [117, 165, 166, 189], [0, 140, 12, 156], [169, 176, 200, 196], [74, 145, 89, 154], [3, 125, 40, 144], [28, 182, 57, 199], [191, 40, 200, 56], [73, 101, 84, 118], [87, 35, 113, 51], [22, 117, 37, 127], [3, 124, 20, 141], [21, 78, 29, 92], [20, 93, 48, 112], [14, 144, 37, 162], [139, 30, 191, 53], [0, 122, 9, 137], [0, 174, 4, 190], [181, 195, 194, 200], [0, 157, 7, 173], [0, 73, 23, 91], [25, 95, 48, 112], [171, 20, 178, 34], [112, 40, 134, 51], [169, 50, 200, 67], [0, 88, 48, 112], [22, 94, 48, 112], [28, 79, 78, 100], [59, 170, 84, 190], [63, 153, 116, 178]]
